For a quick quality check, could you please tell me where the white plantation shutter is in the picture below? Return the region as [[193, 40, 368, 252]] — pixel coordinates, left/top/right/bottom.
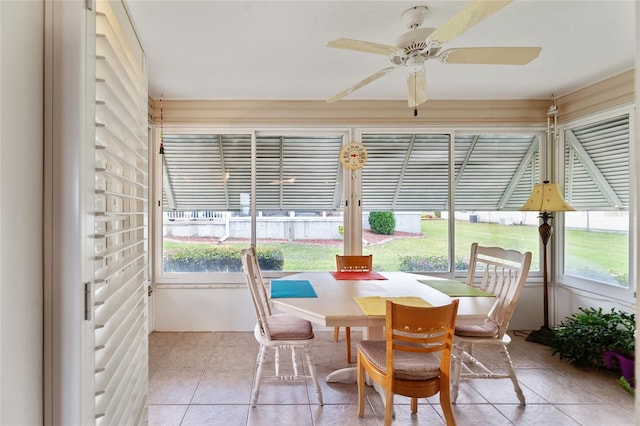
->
[[94, 1, 148, 424]]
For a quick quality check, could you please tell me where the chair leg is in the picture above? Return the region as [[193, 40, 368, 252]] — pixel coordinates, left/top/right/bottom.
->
[[451, 344, 464, 404], [440, 379, 457, 425], [303, 346, 323, 405], [345, 327, 351, 363], [356, 353, 366, 417], [501, 344, 526, 406], [384, 389, 394, 426], [251, 345, 268, 407], [410, 397, 418, 414], [290, 346, 299, 377], [334, 326, 340, 342]]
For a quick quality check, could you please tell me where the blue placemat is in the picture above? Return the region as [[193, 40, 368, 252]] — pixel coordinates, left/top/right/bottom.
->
[[270, 279, 318, 298]]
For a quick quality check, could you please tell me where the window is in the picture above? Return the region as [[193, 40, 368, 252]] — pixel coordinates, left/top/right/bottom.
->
[[159, 130, 347, 277], [559, 109, 632, 296], [360, 132, 452, 273], [453, 133, 541, 272], [157, 127, 545, 281]]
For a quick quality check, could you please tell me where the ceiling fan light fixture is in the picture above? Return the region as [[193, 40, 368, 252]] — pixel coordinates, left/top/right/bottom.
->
[[406, 55, 424, 72]]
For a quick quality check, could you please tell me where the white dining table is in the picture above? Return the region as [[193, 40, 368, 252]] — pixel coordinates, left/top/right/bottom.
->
[[270, 271, 497, 383]]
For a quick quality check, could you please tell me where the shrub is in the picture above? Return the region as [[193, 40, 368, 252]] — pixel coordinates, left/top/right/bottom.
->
[[368, 211, 396, 235], [551, 307, 635, 368], [398, 255, 468, 272], [163, 245, 284, 272], [256, 247, 285, 271]]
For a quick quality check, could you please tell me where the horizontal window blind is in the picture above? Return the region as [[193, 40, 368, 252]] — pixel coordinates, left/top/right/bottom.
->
[[255, 135, 343, 210], [161, 134, 343, 211], [362, 134, 451, 211], [162, 131, 539, 213], [361, 133, 537, 211], [455, 134, 539, 210], [94, 1, 148, 425], [564, 114, 629, 209]]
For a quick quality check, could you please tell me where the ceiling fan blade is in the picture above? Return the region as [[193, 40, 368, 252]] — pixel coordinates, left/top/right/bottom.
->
[[327, 66, 396, 103], [407, 68, 427, 108], [441, 47, 541, 65], [327, 38, 398, 55], [429, 0, 512, 44]]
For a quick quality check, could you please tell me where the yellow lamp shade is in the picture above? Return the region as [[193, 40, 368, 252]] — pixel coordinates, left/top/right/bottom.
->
[[520, 182, 575, 213]]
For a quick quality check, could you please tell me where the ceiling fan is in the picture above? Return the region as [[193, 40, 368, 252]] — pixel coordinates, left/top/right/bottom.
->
[[326, 0, 541, 111]]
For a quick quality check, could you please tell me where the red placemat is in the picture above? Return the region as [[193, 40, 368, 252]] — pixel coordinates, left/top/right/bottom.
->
[[329, 271, 388, 280]]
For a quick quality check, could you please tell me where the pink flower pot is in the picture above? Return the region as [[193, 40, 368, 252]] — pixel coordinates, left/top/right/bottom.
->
[[603, 350, 635, 388]]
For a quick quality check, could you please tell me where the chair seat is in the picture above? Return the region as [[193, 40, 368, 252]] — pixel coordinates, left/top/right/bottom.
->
[[358, 340, 441, 381], [267, 314, 314, 340], [454, 318, 499, 338]]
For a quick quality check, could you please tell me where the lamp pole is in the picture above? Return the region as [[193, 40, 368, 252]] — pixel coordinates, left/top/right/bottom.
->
[[538, 211, 553, 330]]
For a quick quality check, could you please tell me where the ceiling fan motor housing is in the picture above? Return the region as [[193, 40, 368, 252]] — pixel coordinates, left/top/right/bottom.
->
[[392, 27, 438, 65]]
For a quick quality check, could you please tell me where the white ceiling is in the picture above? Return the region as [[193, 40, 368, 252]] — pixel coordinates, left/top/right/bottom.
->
[[125, 0, 636, 102]]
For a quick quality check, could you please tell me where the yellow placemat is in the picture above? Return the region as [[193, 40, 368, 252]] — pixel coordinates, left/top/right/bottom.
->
[[354, 296, 432, 316]]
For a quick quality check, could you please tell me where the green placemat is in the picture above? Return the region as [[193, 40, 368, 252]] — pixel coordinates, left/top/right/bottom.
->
[[418, 279, 495, 297]]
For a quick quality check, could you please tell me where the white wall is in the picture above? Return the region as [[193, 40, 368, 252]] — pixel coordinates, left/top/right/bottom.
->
[[0, 1, 44, 425], [154, 286, 257, 331], [153, 283, 544, 332]]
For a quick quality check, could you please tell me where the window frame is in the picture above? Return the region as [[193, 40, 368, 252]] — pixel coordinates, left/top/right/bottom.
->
[[555, 104, 635, 302], [154, 125, 352, 284]]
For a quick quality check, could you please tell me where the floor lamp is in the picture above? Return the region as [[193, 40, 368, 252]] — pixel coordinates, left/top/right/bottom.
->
[[520, 181, 574, 345]]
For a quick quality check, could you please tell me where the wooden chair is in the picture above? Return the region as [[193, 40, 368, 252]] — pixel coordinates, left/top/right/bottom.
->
[[240, 247, 323, 406], [451, 243, 532, 406], [336, 254, 373, 272], [334, 254, 373, 363], [356, 299, 459, 426]]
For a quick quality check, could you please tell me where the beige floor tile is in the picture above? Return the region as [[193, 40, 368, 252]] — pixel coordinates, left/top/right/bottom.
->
[[311, 403, 379, 425], [191, 368, 254, 405], [147, 331, 637, 426], [247, 404, 313, 426], [181, 404, 250, 426], [555, 403, 636, 426], [448, 404, 514, 426], [148, 404, 188, 426], [148, 368, 204, 405]]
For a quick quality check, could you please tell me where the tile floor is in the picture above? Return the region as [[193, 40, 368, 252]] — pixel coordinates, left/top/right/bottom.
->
[[148, 330, 635, 425]]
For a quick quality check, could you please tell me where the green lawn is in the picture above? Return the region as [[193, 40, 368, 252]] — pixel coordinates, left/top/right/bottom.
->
[[163, 219, 628, 285]]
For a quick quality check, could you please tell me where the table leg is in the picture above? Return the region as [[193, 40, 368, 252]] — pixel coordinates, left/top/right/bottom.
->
[[325, 326, 383, 383]]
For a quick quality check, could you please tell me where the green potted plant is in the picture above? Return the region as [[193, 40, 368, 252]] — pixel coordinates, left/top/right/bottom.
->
[[550, 307, 635, 391]]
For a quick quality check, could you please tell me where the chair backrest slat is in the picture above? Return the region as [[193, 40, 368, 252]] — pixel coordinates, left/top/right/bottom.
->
[[386, 300, 459, 373], [466, 243, 532, 337], [241, 247, 272, 340], [336, 254, 373, 272], [248, 245, 271, 315]]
